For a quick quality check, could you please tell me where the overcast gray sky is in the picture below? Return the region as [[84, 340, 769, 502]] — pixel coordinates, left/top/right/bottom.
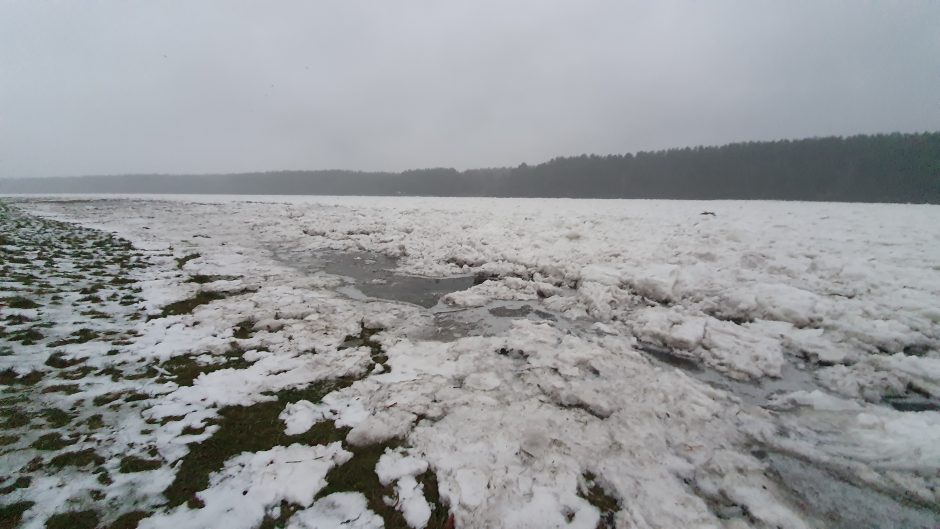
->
[[1, 1, 938, 178]]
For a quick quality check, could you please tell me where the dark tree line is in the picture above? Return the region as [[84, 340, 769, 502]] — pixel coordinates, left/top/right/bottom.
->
[[2, 132, 937, 203], [504, 132, 939, 202]]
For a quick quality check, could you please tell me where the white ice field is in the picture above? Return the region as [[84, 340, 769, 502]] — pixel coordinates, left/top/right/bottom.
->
[[2, 195, 939, 529]]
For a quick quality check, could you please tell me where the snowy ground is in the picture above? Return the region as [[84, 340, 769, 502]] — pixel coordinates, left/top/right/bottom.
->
[[2, 195, 939, 529]]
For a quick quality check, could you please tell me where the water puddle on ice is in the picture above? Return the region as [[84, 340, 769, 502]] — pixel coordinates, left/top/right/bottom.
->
[[314, 254, 578, 341], [763, 452, 940, 529], [319, 251, 475, 309], [882, 394, 940, 412], [268, 247, 474, 308], [267, 247, 569, 339]]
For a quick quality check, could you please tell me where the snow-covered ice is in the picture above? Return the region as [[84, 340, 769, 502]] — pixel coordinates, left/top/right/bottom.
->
[[2, 195, 939, 529]]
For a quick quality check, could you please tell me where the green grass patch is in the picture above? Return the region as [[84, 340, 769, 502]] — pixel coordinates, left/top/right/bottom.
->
[[57, 366, 94, 380], [103, 511, 150, 529], [30, 432, 78, 451], [315, 440, 404, 523], [158, 346, 253, 387], [258, 502, 303, 529], [49, 448, 105, 468], [95, 366, 123, 382], [4, 313, 36, 325], [316, 440, 452, 529], [154, 290, 229, 318], [92, 392, 131, 406], [77, 294, 103, 304], [578, 472, 619, 529], [340, 324, 389, 371], [0, 476, 30, 495], [124, 391, 149, 402], [180, 424, 206, 435], [42, 408, 73, 428], [47, 328, 100, 347], [80, 309, 111, 319], [187, 274, 239, 284], [84, 414, 105, 430], [0, 369, 43, 386], [41, 384, 81, 395], [6, 327, 44, 345], [175, 253, 201, 269], [45, 352, 86, 369], [232, 319, 255, 339], [78, 284, 103, 295], [2, 296, 39, 309], [0, 501, 34, 529], [124, 367, 159, 380], [1, 408, 30, 429], [119, 456, 162, 473], [44, 510, 99, 529], [162, 378, 355, 508]]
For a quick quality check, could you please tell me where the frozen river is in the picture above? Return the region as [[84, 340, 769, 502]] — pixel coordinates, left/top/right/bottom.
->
[[2, 195, 939, 529]]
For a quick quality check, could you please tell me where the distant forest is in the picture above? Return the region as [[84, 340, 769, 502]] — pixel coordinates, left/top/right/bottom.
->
[[2, 132, 938, 203]]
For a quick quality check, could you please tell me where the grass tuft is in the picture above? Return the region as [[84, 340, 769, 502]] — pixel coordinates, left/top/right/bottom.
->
[[49, 448, 105, 468], [175, 253, 200, 269], [2, 296, 40, 309], [0, 369, 43, 386], [0, 501, 34, 529], [119, 456, 162, 473], [579, 472, 620, 529], [154, 289, 249, 318], [30, 432, 78, 451], [44, 510, 99, 529]]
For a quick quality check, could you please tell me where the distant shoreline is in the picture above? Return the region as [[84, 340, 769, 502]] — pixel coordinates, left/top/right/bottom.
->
[[3, 132, 938, 204]]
